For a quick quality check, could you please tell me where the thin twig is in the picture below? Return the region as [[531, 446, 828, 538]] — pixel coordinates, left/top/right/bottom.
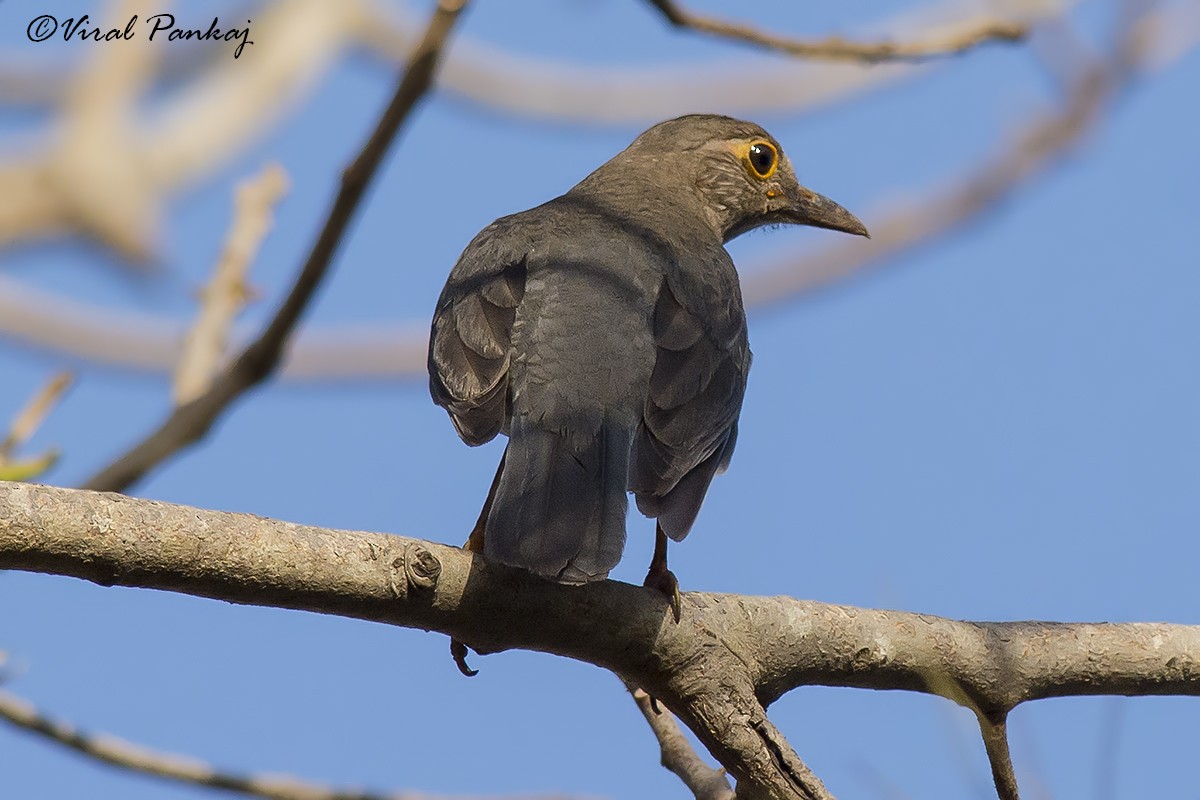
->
[[80, 0, 471, 493], [0, 689, 571, 800], [978, 713, 1020, 800], [173, 163, 289, 406], [628, 685, 734, 800], [0, 371, 73, 463], [647, 0, 1027, 62]]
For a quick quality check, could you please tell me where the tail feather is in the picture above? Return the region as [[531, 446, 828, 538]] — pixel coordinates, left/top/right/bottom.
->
[[635, 422, 737, 542], [485, 417, 629, 583]]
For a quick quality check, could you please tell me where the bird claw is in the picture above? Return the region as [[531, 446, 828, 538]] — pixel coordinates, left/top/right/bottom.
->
[[450, 638, 479, 677], [644, 566, 682, 623]]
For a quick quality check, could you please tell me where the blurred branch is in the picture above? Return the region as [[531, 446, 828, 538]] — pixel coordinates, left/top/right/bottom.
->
[[0, 0, 1086, 261], [0, 452, 60, 483], [0, 0, 165, 261], [0, 0, 360, 257], [4, 481, 1200, 798], [0, 0, 1081, 119], [2, 1, 1193, 381], [749, 4, 1197, 308], [646, 0, 1026, 62], [738, 14, 1140, 307], [0, 371, 72, 482], [147, 0, 365, 191], [0, 689, 574, 800], [173, 164, 288, 406], [628, 686, 734, 800], [0, 372, 72, 463], [80, 0, 470, 494], [360, 0, 1077, 123]]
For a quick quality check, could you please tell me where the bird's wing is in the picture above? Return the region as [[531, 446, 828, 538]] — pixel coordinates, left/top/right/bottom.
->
[[428, 221, 528, 446], [631, 276, 749, 541]]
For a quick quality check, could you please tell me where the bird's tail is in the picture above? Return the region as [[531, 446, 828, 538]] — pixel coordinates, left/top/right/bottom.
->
[[484, 416, 629, 583]]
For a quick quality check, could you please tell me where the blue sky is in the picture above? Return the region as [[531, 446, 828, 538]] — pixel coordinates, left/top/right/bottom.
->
[[1, 1, 1198, 798]]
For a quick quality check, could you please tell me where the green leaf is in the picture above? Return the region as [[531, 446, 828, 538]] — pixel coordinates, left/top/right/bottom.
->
[[0, 449, 61, 482]]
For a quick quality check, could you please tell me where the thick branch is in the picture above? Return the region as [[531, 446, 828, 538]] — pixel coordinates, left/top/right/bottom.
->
[[2, 482, 1199, 798], [80, 0, 469, 494], [647, 0, 1026, 62]]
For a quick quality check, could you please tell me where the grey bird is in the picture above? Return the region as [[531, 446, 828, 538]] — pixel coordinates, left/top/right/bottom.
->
[[429, 114, 867, 615]]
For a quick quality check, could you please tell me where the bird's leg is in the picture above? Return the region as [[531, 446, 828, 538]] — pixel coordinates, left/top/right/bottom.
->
[[452, 446, 508, 678], [464, 444, 506, 554], [643, 522, 681, 623]]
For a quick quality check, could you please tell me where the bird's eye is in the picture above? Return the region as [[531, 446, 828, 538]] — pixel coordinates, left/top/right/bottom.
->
[[746, 141, 778, 179]]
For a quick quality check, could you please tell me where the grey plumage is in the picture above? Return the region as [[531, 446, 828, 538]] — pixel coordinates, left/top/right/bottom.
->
[[429, 114, 867, 584]]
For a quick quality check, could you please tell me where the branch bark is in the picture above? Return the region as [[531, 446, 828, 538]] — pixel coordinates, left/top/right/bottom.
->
[[978, 713, 1019, 800], [2, 482, 1198, 799]]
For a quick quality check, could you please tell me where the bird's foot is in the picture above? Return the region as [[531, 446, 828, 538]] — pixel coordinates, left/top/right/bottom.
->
[[644, 565, 681, 623], [450, 638, 478, 677]]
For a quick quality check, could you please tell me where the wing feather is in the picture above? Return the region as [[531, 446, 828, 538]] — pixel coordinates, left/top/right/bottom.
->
[[428, 222, 528, 446], [631, 277, 749, 541]]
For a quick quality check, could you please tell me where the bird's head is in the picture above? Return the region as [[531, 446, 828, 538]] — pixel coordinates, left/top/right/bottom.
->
[[615, 114, 870, 244]]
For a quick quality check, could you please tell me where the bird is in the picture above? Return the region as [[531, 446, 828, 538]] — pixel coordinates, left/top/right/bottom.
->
[[429, 114, 867, 619]]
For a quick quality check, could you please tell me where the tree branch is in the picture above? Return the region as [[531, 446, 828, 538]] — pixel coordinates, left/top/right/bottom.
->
[[978, 713, 1020, 800], [2, 482, 1198, 799], [173, 163, 288, 406], [628, 686, 734, 800], [0, 689, 575, 800], [79, 0, 470, 494], [0, 371, 72, 463], [646, 0, 1027, 63]]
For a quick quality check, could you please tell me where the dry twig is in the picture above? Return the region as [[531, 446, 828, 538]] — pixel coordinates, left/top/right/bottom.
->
[[173, 164, 289, 406], [0, 371, 72, 464], [628, 686, 734, 800], [0, 371, 73, 481], [81, 0, 471, 493], [647, 0, 1027, 62], [0, 689, 574, 800]]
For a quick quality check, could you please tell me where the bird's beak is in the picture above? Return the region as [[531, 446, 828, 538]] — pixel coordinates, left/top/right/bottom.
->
[[783, 186, 870, 238]]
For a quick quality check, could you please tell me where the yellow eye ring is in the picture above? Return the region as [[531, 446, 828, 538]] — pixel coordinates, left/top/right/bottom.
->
[[744, 140, 778, 180]]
